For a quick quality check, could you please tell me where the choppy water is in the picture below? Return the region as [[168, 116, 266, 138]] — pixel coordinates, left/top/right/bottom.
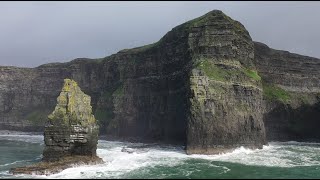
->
[[1, 134, 320, 179]]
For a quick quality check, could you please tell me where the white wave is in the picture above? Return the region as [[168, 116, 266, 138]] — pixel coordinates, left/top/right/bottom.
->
[[3, 137, 320, 179], [0, 159, 32, 168], [32, 141, 188, 179], [0, 171, 8, 175], [187, 142, 320, 168]]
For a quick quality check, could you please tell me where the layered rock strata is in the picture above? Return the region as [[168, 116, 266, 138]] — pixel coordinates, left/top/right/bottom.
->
[[10, 79, 103, 175], [254, 42, 320, 141], [0, 10, 319, 154]]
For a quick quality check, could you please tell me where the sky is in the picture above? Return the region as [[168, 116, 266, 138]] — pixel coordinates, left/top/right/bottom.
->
[[0, 1, 319, 67]]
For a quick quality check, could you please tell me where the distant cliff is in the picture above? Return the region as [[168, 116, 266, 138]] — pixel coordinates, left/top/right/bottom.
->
[[254, 42, 320, 141], [0, 10, 319, 154]]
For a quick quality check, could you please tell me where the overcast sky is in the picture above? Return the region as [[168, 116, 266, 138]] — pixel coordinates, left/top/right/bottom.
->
[[0, 1, 319, 67]]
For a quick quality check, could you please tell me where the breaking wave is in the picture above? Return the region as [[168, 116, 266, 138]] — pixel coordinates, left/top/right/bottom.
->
[[2, 134, 320, 179]]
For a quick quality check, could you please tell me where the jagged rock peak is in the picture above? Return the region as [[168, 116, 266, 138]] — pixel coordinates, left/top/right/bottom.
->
[[43, 78, 99, 161], [48, 78, 96, 127], [183, 9, 251, 39], [10, 79, 103, 175]]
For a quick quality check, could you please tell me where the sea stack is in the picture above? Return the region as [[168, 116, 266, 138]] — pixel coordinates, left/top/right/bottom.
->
[[10, 79, 103, 175], [43, 78, 99, 161]]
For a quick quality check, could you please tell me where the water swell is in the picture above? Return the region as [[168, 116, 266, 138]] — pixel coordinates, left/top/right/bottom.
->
[[2, 135, 320, 179], [188, 142, 320, 168]]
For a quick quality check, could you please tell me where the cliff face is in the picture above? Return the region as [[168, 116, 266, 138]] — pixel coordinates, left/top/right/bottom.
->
[[185, 11, 266, 154], [254, 42, 320, 141], [0, 10, 319, 153], [0, 60, 103, 132]]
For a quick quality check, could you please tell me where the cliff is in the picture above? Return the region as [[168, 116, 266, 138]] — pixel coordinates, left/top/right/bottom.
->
[[0, 10, 319, 154], [254, 42, 320, 141]]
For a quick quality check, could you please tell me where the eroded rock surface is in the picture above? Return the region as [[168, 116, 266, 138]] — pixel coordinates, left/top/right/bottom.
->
[[10, 79, 103, 175], [0, 10, 319, 155], [43, 79, 99, 161]]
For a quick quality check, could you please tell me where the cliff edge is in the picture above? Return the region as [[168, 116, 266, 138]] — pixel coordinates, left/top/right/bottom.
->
[[0, 10, 319, 154]]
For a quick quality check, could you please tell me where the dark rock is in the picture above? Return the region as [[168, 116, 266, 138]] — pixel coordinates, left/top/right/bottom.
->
[[254, 42, 320, 142], [0, 10, 319, 155], [10, 79, 103, 175], [10, 156, 103, 176], [42, 79, 99, 161], [121, 147, 134, 154]]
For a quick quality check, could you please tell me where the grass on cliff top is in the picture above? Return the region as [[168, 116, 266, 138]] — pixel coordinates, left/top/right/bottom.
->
[[119, 39, 162, 54], [263, 83, 291, 103], [183, 10, 233, 28], [196, 59, 261, 82], [197, 60, 228, 81], [243, 69, 261, 81]]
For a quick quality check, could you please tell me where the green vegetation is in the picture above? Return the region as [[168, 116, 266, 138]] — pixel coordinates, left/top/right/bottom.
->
[[102, 89, 114, 100], [95, 108, 116, 133], [243, 69, 261, 81], [183, 10, 233, 29], [100, 82, 124, 101], [120, 40, 161, 54], [95, 58, 106, 63], [235, 102, 251, 112], [262, 83, 291, 103], [196, 58, 262, 83], [95, 109, 113, 122], [113, 83, 124, 97], [298, 94, 311, 104], [26, 109, 49, 125], [197, 60, 230, 81]]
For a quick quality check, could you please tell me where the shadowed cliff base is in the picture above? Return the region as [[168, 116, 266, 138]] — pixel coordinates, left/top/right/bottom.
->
[[264, 100, 320, 142]]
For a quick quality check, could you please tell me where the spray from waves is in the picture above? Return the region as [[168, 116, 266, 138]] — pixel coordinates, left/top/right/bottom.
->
[[40, 141, 191, 179], [188, 142, 320, 168], [0, 156, 42, 179], [4, 135, 320, 179]]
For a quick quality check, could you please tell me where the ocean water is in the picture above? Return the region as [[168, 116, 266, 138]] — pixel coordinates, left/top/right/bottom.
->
[[1, 134, 320, 179]]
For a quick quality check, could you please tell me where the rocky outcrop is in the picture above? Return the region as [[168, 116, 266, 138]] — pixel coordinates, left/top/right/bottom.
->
[[10, 155, 103, 176], [0, 10, 319, 154], [43, 78, 100, 161], [10, 79, 103, 175], [185, 11, 266, 154]]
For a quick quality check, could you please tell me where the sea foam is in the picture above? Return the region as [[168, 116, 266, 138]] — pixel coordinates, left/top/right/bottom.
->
[[2, 135, 320, 179]]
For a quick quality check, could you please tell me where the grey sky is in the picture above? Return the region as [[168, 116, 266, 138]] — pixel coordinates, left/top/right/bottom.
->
[[0, 1, 319, 67]]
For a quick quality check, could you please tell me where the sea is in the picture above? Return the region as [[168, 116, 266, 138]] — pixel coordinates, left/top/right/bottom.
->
[[1, 133, 320, 179]]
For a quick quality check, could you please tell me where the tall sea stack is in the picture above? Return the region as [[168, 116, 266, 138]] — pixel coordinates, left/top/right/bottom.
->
[[43, 78, 99, 161], [10, 79, 103, 175], [1, 10, 319, 156]]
